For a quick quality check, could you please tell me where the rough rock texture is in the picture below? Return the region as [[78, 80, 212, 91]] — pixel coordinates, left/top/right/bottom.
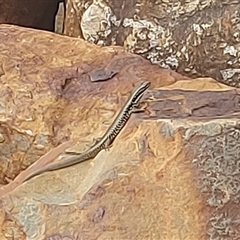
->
[[64, 0, 240, 87], [0, 24, 184, 184], [55, 2, 65, 34], [0, 0, 62, 31], [0, 24, 240, 239]]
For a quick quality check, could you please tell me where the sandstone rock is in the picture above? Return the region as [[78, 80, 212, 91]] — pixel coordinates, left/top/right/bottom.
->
[[0, 24, 184, 184], [55, 2, 65, 34], [64, 0, 240, 87], [0, 24, 239, 240]]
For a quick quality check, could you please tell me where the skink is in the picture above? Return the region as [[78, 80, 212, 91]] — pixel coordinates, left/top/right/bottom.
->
[[24, 81, 150, 182]]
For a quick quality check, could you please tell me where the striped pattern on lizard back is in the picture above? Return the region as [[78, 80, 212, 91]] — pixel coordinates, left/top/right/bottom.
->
[[23, 81, 150, 182]]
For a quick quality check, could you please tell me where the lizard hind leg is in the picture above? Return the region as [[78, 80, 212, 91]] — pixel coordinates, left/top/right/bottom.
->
[[65, 138, 102, 155], [103, 137, 113, 152], [91, 137, 102, 146]]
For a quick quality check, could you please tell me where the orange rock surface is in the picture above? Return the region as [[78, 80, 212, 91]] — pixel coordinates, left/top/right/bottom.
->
[[0, 24, 239, 240]]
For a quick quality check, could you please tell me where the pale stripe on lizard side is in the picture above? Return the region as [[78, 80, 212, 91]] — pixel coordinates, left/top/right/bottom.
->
[[24, 81, 150, 182]]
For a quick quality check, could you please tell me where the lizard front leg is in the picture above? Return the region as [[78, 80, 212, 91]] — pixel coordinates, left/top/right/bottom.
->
[[131, 102, 148, 113]]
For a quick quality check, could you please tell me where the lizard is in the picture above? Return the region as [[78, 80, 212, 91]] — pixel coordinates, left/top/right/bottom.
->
[[23, 81, 150, 182]]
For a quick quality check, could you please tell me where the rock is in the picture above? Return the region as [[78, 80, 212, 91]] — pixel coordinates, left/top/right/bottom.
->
[[55, 2, 65, 34], [0, 24, 185, 185], [64, 0, 240, 87], [0, 24, 239, 240]]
